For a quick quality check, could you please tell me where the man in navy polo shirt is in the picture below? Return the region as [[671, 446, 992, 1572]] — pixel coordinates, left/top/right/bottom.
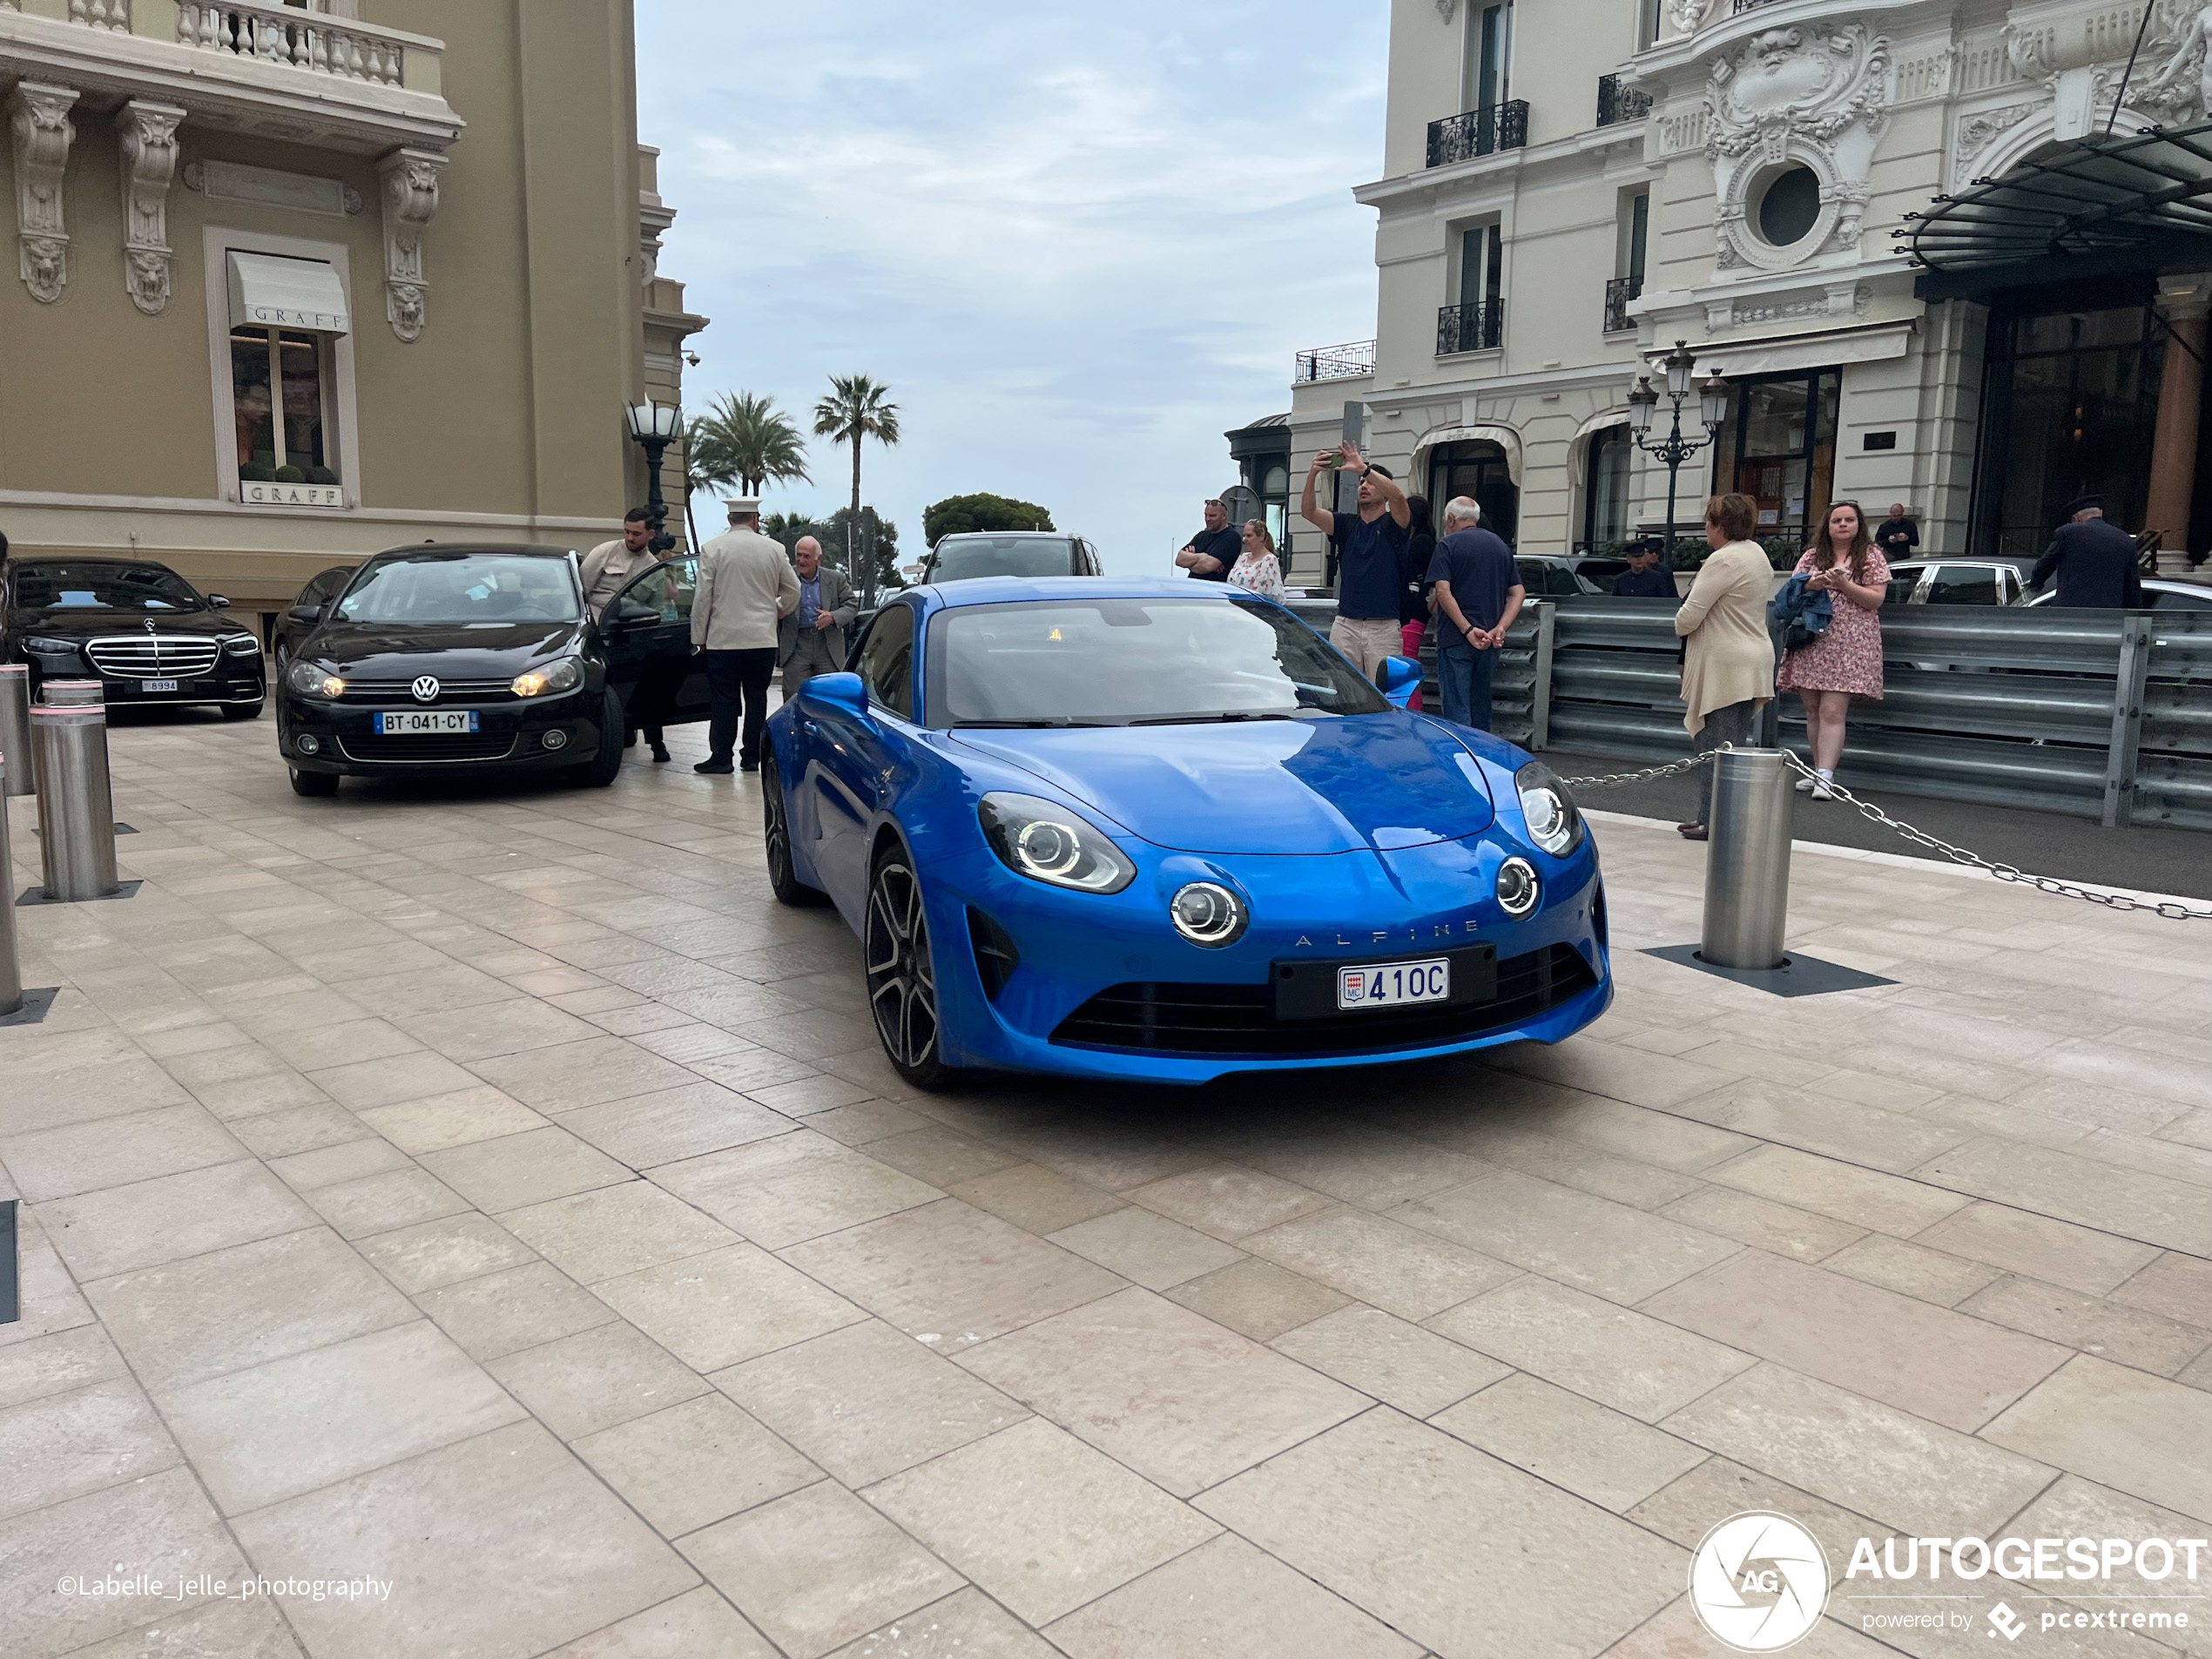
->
[[1426, 496, 1524, 730], [1298, 440, 1411, 677]]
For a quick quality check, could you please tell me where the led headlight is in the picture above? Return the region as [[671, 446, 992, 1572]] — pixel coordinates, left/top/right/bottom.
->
[[219, 633, 261, 657], [286, 660, 346, 698], [1495, 856, 1540, 918], [23, 636, 78, 657], [512, 656, 584, 698], [1514, 760, 1585, 856], [978, 792, 1136, 894], [1170, 881, 1248, 948]]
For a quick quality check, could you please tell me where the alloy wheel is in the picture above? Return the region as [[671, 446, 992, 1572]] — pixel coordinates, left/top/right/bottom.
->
[[764, 759, 792, 885], [865, 857, 939, 1073]]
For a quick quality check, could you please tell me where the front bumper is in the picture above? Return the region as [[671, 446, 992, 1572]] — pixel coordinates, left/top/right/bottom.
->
[[279, 691, 602, 774], [27, 658, 264, 709], [921, 833, 1610, 1083]]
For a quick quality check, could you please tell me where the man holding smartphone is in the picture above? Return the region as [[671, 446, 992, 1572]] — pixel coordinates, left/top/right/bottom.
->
[[1298, 440, 1412, 676]]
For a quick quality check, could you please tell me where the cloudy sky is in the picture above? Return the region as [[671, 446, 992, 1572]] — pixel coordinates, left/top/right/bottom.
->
[[636, 2, 1386, 574]]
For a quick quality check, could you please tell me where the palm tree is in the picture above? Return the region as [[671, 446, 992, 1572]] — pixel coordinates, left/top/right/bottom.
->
[[685, 392, 812, 547], [813, 374, 900, 595], [683, 417, 738, 551]]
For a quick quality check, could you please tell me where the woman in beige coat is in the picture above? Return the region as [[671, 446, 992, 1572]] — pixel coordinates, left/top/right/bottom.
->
[[1673, 491, 1777, 840]]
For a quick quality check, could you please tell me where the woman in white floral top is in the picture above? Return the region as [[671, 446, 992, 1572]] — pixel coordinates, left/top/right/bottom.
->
[[1225, 519, 1286, 600]]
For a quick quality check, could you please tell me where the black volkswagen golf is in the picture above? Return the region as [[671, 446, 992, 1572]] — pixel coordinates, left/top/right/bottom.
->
[[2, 556, 266, 716], [279, 543, 647, 797]]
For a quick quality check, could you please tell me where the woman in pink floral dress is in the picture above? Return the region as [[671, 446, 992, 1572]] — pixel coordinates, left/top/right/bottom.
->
[[1777, 499, 1888, 799]]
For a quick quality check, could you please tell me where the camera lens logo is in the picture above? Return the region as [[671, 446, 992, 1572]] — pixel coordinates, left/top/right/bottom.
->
[[1689, 1511, 1831, 1652]]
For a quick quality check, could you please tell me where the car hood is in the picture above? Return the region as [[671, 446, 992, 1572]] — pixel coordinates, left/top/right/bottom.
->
[[951, 714, 1495, 854], [301, 620, 583, 678], [16, 607, 234, 637]]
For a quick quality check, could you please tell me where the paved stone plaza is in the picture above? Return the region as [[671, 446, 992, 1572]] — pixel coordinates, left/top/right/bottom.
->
[[3, 712, 2209, 1659]]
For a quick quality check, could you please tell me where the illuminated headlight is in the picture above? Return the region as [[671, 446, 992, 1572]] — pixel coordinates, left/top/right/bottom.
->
[[978, 792, 1136, 894], [512, 656, 583, 698], [1496, 856, 1540, 918], [220, 633, 261, 657], [286, 660, 345, 698], [1514, 761, 1584, 856], [1170, 881, 1248, 948], [23, 637, 78, 657]]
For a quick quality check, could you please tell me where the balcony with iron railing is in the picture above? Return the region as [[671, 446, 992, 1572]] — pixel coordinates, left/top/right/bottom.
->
[[1294, 340, 1377, 383], [1603, 275, 1642, 334], [1, 1, 459, 152], [1426, 101, 1528, 168], [1437, 297, 1504, 355], [1595, 74, 1651, 127]]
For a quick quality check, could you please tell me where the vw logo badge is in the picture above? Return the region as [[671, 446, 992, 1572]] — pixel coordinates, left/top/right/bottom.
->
[[410, 676, 441, 703]]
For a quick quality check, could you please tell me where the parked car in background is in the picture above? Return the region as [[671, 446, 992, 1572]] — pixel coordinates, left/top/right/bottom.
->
[[917, 531, 1103, 585], [271, 564, 356, 674], [1, 556, 266, 718], [1885, 559, 2036, 606], [1514, 556, 1607, 597], [2022, 579, 2212, 611]]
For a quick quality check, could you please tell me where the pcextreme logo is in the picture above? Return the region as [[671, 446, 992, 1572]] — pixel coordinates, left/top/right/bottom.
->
[[1689, 1512, 1831, 1652]]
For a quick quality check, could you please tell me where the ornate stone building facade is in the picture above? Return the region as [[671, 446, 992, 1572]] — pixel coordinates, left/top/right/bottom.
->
[[1, 0, 705, 615], [1256, 0, 2210, 583]]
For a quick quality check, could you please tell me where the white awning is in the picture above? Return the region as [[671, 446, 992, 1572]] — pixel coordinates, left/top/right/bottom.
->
[[226, 251, 349, 334]]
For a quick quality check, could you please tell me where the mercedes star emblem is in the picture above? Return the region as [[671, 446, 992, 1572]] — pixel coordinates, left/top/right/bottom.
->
[[411, 676, 441, 703]]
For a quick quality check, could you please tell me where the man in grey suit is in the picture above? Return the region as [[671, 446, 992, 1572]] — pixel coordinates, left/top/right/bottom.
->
[[779, 536, 859, 700]]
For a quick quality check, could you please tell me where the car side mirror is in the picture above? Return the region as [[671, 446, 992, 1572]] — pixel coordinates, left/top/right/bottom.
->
[[802, 671, 869, 721], [207, 594, 231, 609], [1376, 656, 1423, 709], [287, 604, 320, 625], [610, 599, 659, 628]]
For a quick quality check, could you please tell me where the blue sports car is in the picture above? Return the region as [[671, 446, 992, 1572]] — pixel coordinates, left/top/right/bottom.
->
[[762, 578, 1610, 1089]]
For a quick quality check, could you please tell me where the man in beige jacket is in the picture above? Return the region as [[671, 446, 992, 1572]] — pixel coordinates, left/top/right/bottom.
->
[[690, 496, 799, 774]]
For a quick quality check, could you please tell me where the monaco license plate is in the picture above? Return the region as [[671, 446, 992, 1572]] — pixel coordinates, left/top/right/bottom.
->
[[1337, 957, 1450, 1011], [140, 679, 179, 693], [373, 710, 478, 736]]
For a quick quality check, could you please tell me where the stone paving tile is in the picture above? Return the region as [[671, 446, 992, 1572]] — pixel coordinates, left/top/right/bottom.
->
[[572, 1392, 822, 1537], [470, 1035, 700, 1114], [1047, 1532, 1425, 1659], [1959, 1275, 2212, 1376], [225, 1100, 374, 1158], [865, 1417, 1216, 1629], [266, 1135, 414, 1190], [307, 1048, 485, 1111], [0, 1102, 246, 1201], [233, 1419, 698, 1659], [1241, 1204, 1521, 1319], [0, 1377, 181, 1522], [1626, 1454, 1886, 1558], [502, 1179, 742, 1284], [1046, 1205, 1244, 1290], [1197, 1406, 1686, 1659], [1440, 1120, 1705, 1210], [64, 1595, 308, 1658], [943, 1163, 1126, 1235], [419, 1124, 636, 1213], [356, 1085, 550, 1154], [1703, 1144, 1973, 1238], [954, 1287, 1366, 1497], [354, 1212, 539, 1294], [1656, 1184, 1868, 1263], [555, 1081, 792, 1168], [1915, 1138, 2212, 1257], [651, 1130, 943, 1247], [2109, 1252, 2212, 1328], [1604, 1598, 1893, 1659], [415, 1258, 620, 1361], [596, 1241, 870, 1371], [1430, 1372, 1709, 1513], [1913, 1201, 2164, 1297], [1980, 1354, 2212, 1524], [300, 1164, 473, 1238], [681, 1479, 964, 1659], [714, 1319, 1030, 1488], [1124, 1163, 1335, 1239], [543, 1586, 779, 1659], [1162, 1256, 1353, 1341], [862, 1123, 1025, 1188], [827, 1588, 1058, 1658], [1272, 1304, 1513, 1416], [36, 1158, 318, 1281], [0, 1324, 130, 1413]]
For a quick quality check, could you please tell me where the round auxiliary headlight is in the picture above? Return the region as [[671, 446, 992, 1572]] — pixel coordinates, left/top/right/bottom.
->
[[541, 728, 568, 751], [1170, 881, 1248, 948], [1015, 819, 1082, 879], [293, 732, 320, 755], [1495, 857, 1540, 919]]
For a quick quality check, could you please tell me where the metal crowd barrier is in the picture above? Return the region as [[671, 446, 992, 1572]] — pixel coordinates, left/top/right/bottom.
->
[[1286, 594, 2212, 831]]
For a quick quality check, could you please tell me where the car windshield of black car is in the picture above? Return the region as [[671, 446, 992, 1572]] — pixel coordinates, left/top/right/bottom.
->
[[929, 538, 1076, 583], [335, 553, 580, 625], [13, 562, 204, 610], [931, 597, 1390, 727]]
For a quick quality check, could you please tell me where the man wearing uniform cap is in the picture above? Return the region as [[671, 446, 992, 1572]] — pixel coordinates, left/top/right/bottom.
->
[[2029, 494, 2143, 610], [690, 496, 799, 774], [1612, 536, 1676, 597]]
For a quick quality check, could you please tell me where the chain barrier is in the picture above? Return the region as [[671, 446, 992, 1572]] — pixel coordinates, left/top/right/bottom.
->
[[1558, 745, 2212, 921]]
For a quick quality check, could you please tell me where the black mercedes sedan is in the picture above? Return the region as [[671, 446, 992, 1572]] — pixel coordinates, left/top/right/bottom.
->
[[278, 543, 635, 797], [1, 556, 266, 717]]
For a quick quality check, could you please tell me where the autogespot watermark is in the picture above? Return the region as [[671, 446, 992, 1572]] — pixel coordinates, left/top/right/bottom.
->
[[56, 1570, 392, 1605], [1688, 1513, 2207, 1651]]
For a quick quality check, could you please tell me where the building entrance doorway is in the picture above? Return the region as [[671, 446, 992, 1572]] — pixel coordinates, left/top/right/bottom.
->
[[1427, 441, 1519, 545]]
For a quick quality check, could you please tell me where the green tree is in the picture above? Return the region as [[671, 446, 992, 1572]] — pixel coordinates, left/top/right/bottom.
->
[[922, 492, 1055, 543], [812, 374, 900, 597], [821, 505, 907, 596]]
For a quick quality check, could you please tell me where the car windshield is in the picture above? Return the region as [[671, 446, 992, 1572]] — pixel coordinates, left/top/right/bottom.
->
[[929, 596, 1390, 727], [12, 562, 204, 610], [335, 553, 580, 624], [929, 538, 1076, 583]]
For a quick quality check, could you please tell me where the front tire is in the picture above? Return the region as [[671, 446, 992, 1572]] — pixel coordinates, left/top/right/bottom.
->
[[762, 753, 826, 907], [289, 767, 339, 798], [570, 689, 625, 788], [865, 846, 954, 1091]]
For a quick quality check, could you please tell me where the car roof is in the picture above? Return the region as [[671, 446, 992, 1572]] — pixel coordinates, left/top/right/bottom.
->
[[933, 531, 1075, 543], [362, 543, 577, 561], [910, 577, 1240, 610], [6, 555, 181, 571]]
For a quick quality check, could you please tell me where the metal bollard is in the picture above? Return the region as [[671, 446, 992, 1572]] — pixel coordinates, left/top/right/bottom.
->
[[40, 679, 105, 707], [0, 667, 30, 799], [0, 754, 22, 1013], [1701, 747, 1795, 970], [30, 705, 118, 901]]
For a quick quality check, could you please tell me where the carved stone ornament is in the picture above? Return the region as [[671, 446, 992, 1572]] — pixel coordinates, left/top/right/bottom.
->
[[1703, 25, 1890, 275], [117, 101, 184, 316], [9, 83, 78, 306], [1435, 0, 1459, 20], [2127, 0, 2212, 122], [376, 146, 444, 343], [1953, 100, 2037, 166]]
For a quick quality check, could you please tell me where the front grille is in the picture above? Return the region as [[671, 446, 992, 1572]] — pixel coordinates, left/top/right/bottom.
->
[[1050, 943, 1596, 1058], [336, 733, 519, 763], [86, 636, 222, 678], [341, 678, 518, 704]]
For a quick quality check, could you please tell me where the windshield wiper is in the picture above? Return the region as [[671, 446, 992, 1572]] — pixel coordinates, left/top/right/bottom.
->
[[950, 718, 1121, 729], [1126, 711, 1297, 725]]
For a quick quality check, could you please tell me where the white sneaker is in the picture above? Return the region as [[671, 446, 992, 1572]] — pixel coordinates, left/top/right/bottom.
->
[[1794, 775, 1817, 793], [1809, 769, 1835, 801]]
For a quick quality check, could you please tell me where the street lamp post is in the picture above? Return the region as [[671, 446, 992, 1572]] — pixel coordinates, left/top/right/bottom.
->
[[1627, 340, 1730, 562], [624, 401, 684, 556]]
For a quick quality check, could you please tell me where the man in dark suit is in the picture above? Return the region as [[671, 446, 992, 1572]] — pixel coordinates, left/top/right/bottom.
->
[[2030, 495, 2144, 609], [1612, 537, 1676, 597], [778, 536, 859, 699]]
